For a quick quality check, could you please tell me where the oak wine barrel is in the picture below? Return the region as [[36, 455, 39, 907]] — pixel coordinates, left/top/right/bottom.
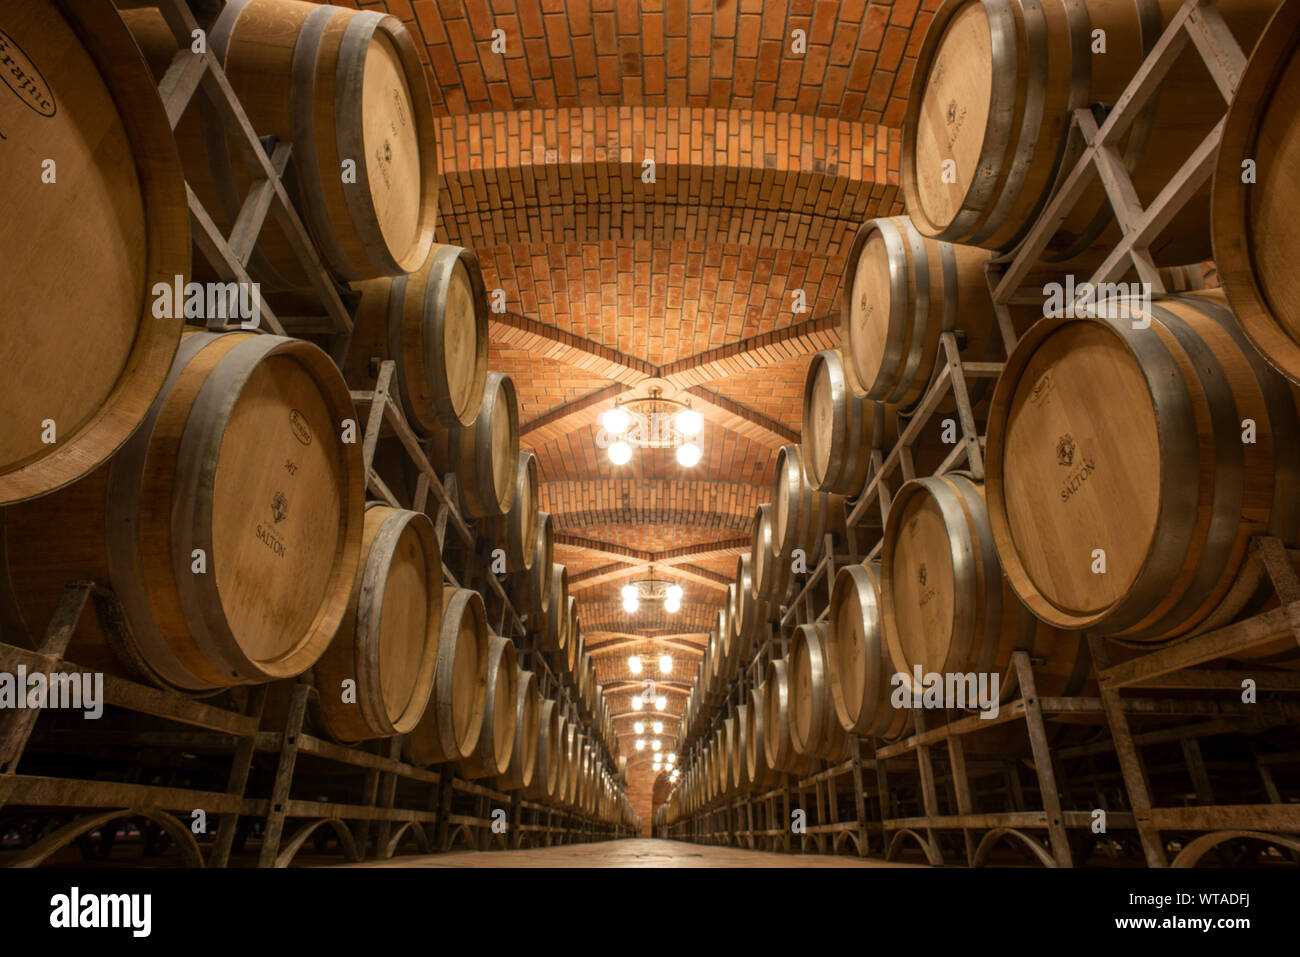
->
[[731, 702, 753, 792], [749, 503, 790, 608], [488, 450, 539, 574], [771, 444, 844, 568], [761, 657, 814, 775], [124, 0, 438, 288], [731, 553, 767, 664], [1213, 0, 1300, 386], [1, 332, 363, 691], [801, 350, 901, 496], [344, 244, 490, 433], [564, 596, 581, 676], [459, 634, 518, 779], [428, 371, 520, 518], [841, 216, 997, 407], [0, 0, 187, 506], [524, 698, 562, 800], [517, 513, 554, 627], [494, 667, 540, 791], [404, 588, 489, 765], [745, 682, 779, 791], [902, 0, 1277, 264], [826, 561, 910, 740], [881, 474, 1093, 702], [787, 623, 848, 760], [986, 290, 1300, 643], [312, 503, 441, 742]]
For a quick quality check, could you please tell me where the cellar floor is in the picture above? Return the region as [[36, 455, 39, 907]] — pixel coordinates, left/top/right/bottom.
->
[[336, 838, 919, 868]]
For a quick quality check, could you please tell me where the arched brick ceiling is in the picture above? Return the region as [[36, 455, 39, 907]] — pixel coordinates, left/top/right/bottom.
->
[[347, 0, 930, 745]]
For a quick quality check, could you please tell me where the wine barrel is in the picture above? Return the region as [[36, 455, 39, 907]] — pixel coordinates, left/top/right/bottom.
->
[[986, 290, 1300, 643], [404, 588, 489, 765], [902, 0, 1277, 263], [0, 332, 363, 690], [771, 445, 845, 570], [761, 658, 814, 775], [720, 718, 737, 797], [564, 726, 583, 809], [731, 553, 767, 663], [344, 244, 489, 433], [827, 561, 910, 740], [459, 634, 518, 779], [1214, 0, 1300, 386], [882, 474, 1092, 703], [749, 503, 790, 609], [565, 596, 581, 676], [518, 513, 554, 628], [494, 667, 540, 791], [0, 0, 187, 506], [745, 683, 778, 791], [126, 0, 438, 287], [312, 504, 441, 742], [542, 564, 570, 656], [718, 600, 737, 682], [524, 698, 562, 800], [732, 703, 753, 792], [801, 350, 900, 496], [429, 372, 520, 518], [841, 217, 996, 407], [552, 713, 572, 804], [488, 451, 539, 574], [788, 623, 848, 760]]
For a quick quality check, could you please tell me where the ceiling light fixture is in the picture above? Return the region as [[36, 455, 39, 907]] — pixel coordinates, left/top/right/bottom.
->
[[599, 387, 703, 468], [623, 568, 682, 615]]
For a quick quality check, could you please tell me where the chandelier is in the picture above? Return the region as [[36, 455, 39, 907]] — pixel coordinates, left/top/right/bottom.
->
[[628, 653, 673, 675], [621, 568, 683, 614], [600, 386, 703, 467], [629, 679, 669, 715]]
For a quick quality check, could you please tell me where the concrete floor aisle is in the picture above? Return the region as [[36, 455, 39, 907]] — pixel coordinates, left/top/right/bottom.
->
[[337, 838, 920, 868]]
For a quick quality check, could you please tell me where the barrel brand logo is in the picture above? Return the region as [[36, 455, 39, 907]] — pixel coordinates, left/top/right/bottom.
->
[[1060, 448, 1097, 504], [0, 30, 56, 118], [271, 490, 288, 523], [1056, 433, 1076, 467], [918, 563, 927, 586], [289, 410, 312, 446]]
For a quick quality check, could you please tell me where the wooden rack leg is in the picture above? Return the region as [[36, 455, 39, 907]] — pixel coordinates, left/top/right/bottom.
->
[[851, 736, 869, 856], [258, 682, 310, 868], [911, 710, 944, 864], [373, 738, 402, 858], [208, 684, 267, 868], [946, 734, 976, 866], [1014, 651, 1073, 867], [1088, 634, 1168, 867], [355, 762, 382, 861]]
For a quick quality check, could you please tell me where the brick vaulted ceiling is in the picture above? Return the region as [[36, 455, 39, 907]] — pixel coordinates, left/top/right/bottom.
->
[[338, 0, 934, 744]]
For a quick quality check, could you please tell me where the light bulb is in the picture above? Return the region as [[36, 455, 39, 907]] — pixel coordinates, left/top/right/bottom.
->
[[664, 596, 680, 613], [621, 584, 638, 602], [623, 596, 639, 613], [634, 721, 644, 734], [659, 654, 672, 673], [631, 695, 643, 711], [652, 739, 661, 751], [652, 762, 661, 772], [668, 753, 676, 763], [628, 655, 642, 674], [602, 406, 630, 435], [635, 738, 645, 751], [666, 585, 683, 603], [653, 721, 663, 734], [676, 442, 701, 467], [655, 696, 667, 711], [675, 407, 703, 437], [608, 440, 632, 465]]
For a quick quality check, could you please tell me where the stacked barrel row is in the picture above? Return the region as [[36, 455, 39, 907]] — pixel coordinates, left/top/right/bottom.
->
[[666, 0, 1300, 824], [0, 0, 630, 833]]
